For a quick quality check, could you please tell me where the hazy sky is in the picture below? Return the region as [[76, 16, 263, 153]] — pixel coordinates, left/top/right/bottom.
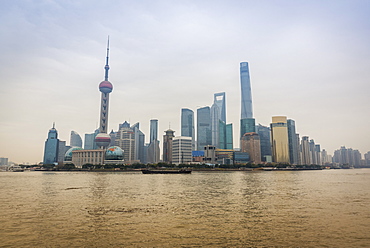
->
[[1, 0, 369, 164]]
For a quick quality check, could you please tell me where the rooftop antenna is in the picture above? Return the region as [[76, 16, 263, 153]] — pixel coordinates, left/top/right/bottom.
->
[[104, 36, 110, 81]]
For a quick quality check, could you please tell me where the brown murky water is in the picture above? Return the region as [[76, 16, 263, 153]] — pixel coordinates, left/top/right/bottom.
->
[[1, 169, 369, 247]]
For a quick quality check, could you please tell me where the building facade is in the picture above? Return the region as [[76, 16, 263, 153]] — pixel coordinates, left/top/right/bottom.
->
[[70, 131, 83, 148], [300, 136, 311, 165], [163, 129, 175, 163], [172, 136, 192, 164], [256, 124, 272, 162], [147, 119, 160, 163], [181, 108, 195, 151], [240, 62, 253, 119], [270, 116, 290, 163], [240, 132, 261, 163], [197, 106, 212, 150], [287, 119, 299, 165]]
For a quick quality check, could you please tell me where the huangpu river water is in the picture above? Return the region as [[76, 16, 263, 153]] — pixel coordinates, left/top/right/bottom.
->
[[1, 169, 370, 247]]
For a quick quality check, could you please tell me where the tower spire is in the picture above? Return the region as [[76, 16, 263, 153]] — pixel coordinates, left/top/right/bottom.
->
[[104, 36, 110, 81]]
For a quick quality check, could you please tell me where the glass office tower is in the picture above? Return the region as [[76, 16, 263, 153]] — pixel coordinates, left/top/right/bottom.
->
[[197, 106, 212, 150], [240, 62, 253, 119], [181, 108, 195, 151], [270, 116, 290, 163]]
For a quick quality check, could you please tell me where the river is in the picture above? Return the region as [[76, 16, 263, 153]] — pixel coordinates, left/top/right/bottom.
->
[[1, 169, 369, 247]]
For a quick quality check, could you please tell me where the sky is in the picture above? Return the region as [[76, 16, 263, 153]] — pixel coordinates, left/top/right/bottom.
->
[[0, 0, 369, 164]]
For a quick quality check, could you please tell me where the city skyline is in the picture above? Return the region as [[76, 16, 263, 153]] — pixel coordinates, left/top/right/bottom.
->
[[0, 1, 369, 163]]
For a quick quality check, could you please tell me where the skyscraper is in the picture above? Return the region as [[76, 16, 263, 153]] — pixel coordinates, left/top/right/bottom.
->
[[43, 123, 59, 164], [147, 119, 160, 163], [270, 116, 290, 163], [149, 119, 158, 143], [300, 136, 311, 165], [240, 132, 261, 163], [181, 108, 195, 151], [211, 92, 227, 148], [256, 124, 272, 162], [287, 119, 299, 165], [225, 123, 233, 149], [240, 118, 256, 137], [95, 38, 113, 148], [213, 92, 226, 123], [163, 129, 175, 163], [197, 106, 212, 150], [115, 121, 136, 163], [240, 62, 253, 119], [84, 129, 99, 150], [131, 122, 145, 163], [240, 62, 255, 147], [70, 131, 83, 147]]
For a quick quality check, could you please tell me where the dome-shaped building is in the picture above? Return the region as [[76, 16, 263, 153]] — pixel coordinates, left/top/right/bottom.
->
[[64, 147, 83, 161], [105, 146, 124, 160]]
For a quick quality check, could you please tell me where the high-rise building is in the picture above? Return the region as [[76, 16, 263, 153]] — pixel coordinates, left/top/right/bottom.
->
[[300, 136, 311, 165], [163, 129, 175, 163], [84, 129, 99, 150], [287, 119, 299, 165], [147, 119, 160, 163], [43, 123, 59, 164], [131, 122, 145, 163], [256, 124, 272, 162], [115, 121, 136, 163], [181, 108, 195, 151], [197, 106, 212, 150], [315, 144, 321, 165], [226, 123, 233, 149], [213, 92, 226, 123], [270, 116, 290, 163], [211, 92, 229, 149], [309, 139, 317, 165], [0, 157, 9, 166], [365, 152, 370, 166], [240, 62, 253, 119], [95, 38, 113, 148], [333, 146, 362, 167], [240, 132, 261, 163], [57, 140, 68, 163], [211, 102, 220, 147], [70, 131, 83, 147], [172, 136, 192, 164], [149, 119, 158, 143], [240, 118, 255, 138]]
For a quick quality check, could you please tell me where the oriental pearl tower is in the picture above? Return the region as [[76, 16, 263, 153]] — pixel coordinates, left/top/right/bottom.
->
[[95, 38, 113, 148]]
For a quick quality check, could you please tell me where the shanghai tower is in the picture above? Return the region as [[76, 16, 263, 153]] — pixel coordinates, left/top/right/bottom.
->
[[240, 62, 253, 119], [240, 62, 255, 138]]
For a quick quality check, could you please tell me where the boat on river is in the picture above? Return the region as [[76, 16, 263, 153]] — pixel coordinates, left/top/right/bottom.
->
[[141, 169, 191, 174]]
